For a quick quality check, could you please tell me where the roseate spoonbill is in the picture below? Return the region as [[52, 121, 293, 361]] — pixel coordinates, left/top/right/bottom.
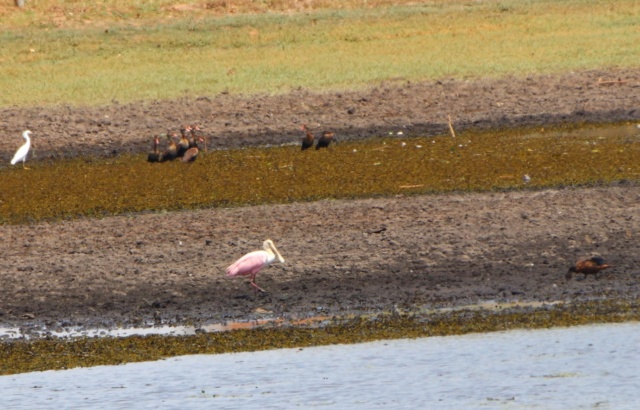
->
[[300, 124, 314, 150], [177, 125, 191, 157], [316, 130, 335, 149], [147, 136, 161, 163], [566, 256, 612, 280], [160, 133, 179, 162], [226, 239, 285, 293], [11, 130, 32, 169]]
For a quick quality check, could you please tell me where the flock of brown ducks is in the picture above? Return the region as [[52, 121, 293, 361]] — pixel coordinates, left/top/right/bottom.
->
[[300, 124, 336, 150], [147, 123, 336, 163], [148, 125, 206, 163]]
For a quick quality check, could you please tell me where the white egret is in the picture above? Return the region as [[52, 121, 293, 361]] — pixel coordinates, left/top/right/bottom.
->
[[11, 130, 32, 169]]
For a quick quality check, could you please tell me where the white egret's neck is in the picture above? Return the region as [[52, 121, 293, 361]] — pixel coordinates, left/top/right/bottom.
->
[[23, 130, 32, 143]]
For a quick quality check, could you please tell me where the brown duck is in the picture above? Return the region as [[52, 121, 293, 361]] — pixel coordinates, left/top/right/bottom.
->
[[182, 135, 205, 163], [188, 125, 199, 148], [316, 130, 335, 149], [147, 136, 161, 163], [176, 125, 191, 158], [566, 256, 612, 280], [160, 133, 179, 162], [300, 124, 314, 151]]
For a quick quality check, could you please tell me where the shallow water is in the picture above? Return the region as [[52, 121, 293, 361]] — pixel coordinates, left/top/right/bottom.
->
[[1, 322, 639, 409]]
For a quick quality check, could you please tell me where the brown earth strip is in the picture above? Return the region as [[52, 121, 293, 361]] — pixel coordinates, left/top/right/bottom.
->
[[1, 184, 638, 332]]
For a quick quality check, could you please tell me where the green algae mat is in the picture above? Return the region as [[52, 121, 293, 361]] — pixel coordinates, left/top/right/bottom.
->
[[1, 123, 639, 225]]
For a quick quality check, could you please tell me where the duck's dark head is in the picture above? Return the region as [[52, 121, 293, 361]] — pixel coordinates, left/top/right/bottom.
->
[[565, 267, 576, 280]]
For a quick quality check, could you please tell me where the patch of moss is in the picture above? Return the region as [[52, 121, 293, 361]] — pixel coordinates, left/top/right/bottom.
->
[[1, 298, 639, 375], [0, 122, 638, 225]]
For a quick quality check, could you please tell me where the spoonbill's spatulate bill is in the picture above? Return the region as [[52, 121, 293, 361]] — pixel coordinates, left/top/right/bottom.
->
[[227, 239, 285, 293], [11, 130, 32, 169]]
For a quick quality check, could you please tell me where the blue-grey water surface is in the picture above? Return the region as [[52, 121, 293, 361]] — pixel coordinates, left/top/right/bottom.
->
[[1, 322, 639, 409]]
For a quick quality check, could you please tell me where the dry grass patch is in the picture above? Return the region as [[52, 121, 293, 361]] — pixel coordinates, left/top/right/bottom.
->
[[1, 0, 639, 106]]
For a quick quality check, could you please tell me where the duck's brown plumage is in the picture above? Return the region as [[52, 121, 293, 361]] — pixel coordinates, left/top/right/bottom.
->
[[176, 126, 190, 157], [182, 136, 205, 163], [188, 125, 201, 149], [316, 130, 335, 149], [160, 133, 179, 162], [300, 124, 314, 151], [566, 256, 612, 280]]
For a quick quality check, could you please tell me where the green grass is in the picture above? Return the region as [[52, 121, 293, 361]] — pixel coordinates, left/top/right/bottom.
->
[[1, 0, 639, 106], [1, 123, 638, 225]]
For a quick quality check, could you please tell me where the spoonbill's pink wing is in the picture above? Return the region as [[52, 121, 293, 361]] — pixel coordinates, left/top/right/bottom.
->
[[226, 251, 269, 277]]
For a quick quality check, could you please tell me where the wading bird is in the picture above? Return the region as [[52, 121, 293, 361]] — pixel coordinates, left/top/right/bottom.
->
[[147, 136, 161, 163], [226, 239, 285, 293], [316, 130, 335, 149], [300, 124, 314, 150], [11, 130, 32, 169], [566, 256, 612, 280]]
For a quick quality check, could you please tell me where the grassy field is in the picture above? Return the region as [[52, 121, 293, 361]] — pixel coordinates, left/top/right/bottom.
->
[[1, 0, 639, 106]]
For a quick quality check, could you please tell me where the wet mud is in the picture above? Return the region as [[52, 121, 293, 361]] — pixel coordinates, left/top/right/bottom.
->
[[0, 67, 639, 334]]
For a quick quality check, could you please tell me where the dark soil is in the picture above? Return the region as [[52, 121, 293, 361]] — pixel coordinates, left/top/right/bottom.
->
[[1, 67, 639, 334]]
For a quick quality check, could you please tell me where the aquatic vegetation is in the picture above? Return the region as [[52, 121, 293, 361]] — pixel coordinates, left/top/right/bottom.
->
[[1, 298, 639, 375], [0, 122, 638, 225], [1, 121, 637, 375]]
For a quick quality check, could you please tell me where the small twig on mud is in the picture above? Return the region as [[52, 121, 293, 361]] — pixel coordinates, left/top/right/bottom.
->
[[447, 115, 457, 139], [597, 77, 627, 86], [399, 184, 425, 189]]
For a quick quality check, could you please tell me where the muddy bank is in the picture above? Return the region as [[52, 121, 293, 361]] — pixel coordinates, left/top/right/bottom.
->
[[1, 67, 639, 335], [1, 184, 639, 332], [1, 68, 639, 161]]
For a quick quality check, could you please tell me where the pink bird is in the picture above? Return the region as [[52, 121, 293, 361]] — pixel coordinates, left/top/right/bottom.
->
[[226, 239, 285, 292]]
